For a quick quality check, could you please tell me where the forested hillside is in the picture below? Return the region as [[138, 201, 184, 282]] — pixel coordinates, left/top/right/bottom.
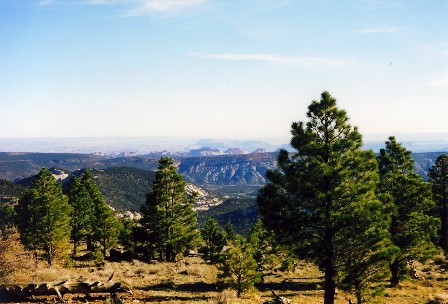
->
[[77, 167, 156, 212], [197, 198, 258, 235]]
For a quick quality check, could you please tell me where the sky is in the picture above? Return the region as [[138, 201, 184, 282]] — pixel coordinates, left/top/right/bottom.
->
[[1, 0, 447, 144]]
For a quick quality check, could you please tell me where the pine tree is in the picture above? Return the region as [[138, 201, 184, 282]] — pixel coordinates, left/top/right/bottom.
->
[[140, 157, 200, 262], [0, 202, 15, 231], [257, 92, 393, 304], [81, 170, 120, 256], [15, 168, 72, 264], [201, 217, 226, 263], [429, 154, 448, 253], [337, 213, 397, 303], [218, 235, 261, 298], [224, 220, 236, 242], [67, 176, 94, 255], [248, 219, 280, 282], [378, 136, 440, 285]]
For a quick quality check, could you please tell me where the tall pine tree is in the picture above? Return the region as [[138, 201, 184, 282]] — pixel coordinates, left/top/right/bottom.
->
[[81, 170, 120, 256], [140, 157, 199, 262], [428, 154, 448, 253], [201, 217, 226, 263], [378, 136, 439, 285], [15, 168, 72, 264], [67, 176, 93, 255], [257, 92, 393, 304]]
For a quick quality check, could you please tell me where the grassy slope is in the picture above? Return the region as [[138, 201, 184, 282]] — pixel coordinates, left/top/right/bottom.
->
[[3, 253, 447, 304]]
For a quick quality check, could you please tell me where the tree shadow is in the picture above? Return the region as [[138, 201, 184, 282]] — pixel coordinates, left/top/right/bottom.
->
[[256, 280, 323, 292], [139, 281, 216, 293], [139, 295, 211, 302]]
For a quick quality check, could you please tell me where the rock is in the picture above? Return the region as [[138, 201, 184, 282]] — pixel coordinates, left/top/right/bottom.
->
[[263, 291, 292, 304]]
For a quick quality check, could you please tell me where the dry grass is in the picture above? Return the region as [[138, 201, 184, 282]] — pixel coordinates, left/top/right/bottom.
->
[[2, 247, 448, 304], [0, 228, 34, 284]]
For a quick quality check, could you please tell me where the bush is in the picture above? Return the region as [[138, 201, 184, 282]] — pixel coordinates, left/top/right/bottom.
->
[[93, 249, 105, 267], [0, 227, 33, 284]]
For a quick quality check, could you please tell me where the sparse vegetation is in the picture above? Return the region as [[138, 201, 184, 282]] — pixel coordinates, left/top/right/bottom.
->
[[0, 94, 447, 303]]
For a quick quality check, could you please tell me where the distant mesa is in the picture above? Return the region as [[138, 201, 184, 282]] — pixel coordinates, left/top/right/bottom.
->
[[189, 147, 223, 156], [251, 148, 267, 154], [224, 148, 249, 155], [194, 138, 278, 152], [188, 147, 252, 156]]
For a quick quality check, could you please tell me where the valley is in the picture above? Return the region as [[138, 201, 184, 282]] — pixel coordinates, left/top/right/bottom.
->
[[1, 150, 446, 236]]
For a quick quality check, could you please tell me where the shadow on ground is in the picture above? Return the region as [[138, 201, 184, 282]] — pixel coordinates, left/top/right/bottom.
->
[[257, 280, 323, 292], [139, 281, 217, 292]]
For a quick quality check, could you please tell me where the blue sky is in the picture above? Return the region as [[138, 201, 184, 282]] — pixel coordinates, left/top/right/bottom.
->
[[1, 0, 447, 143]]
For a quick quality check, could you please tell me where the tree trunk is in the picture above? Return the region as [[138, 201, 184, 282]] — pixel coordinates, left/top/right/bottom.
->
[[87, 235, 93, 251], [73, 236, 78, 255], [356, 290, 362, 304], [441, 199, 448, 252], [390, 259, 400, 286], [237, 274, 242, 298], [323, 256, 336, 304]]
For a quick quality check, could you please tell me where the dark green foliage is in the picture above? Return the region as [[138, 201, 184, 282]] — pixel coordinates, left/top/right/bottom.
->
[[378, 136, 440, 286], [197, 198, 258, 236], [429, 154, 448, 252], [201, 217, 226, 263], [140, 157, 200, 262], [248, 219, 280, 281], [224, 219, 237, 241], [82, 170, 120, 255], [337, 212, 397, 303], [0, 179, 23, 229], [118, 218, 140, 252], [0, 203, 15, 231], [67, 176, 94, 255], [95, 200, 121, 256], [257, 92, 393, 304], [15, 168, 72, 264], [0, 178, 24, 201], [87, 167, 156, 212], [218, 235, 261, 297]]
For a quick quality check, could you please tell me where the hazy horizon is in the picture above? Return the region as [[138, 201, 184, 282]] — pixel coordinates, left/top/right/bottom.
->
[[1, 133, 447, 154]]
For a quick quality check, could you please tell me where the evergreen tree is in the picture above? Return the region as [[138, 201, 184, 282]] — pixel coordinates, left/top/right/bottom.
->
[[15, 168, 72, 264], [140, 157, 200, 262], [248, 219, 280, 282], [67, 176, 93, 255], [337, 212, 397, 303], [118, 218, 139, 252], [0, 203, 15, 231], [14, 190, 41, 260], [378, 136, 439, 285], [201, 217, 226, 263], [257, 92, 393, 304], [224, 220, 236, 242], [82, 170, 120, 256], [218, 235, 261, 298], [429, 154, 448, 253]]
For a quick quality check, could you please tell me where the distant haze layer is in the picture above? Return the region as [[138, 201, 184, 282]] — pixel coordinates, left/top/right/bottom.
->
[[0, 134, 447, 154]]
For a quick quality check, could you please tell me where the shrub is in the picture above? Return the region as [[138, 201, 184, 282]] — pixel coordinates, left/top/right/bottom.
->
[[0, 227, 34, 283]]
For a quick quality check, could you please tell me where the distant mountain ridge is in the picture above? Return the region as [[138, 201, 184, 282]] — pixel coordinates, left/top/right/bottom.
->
[[1, 151, 446, 184], [178, 153, 277, 185]]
